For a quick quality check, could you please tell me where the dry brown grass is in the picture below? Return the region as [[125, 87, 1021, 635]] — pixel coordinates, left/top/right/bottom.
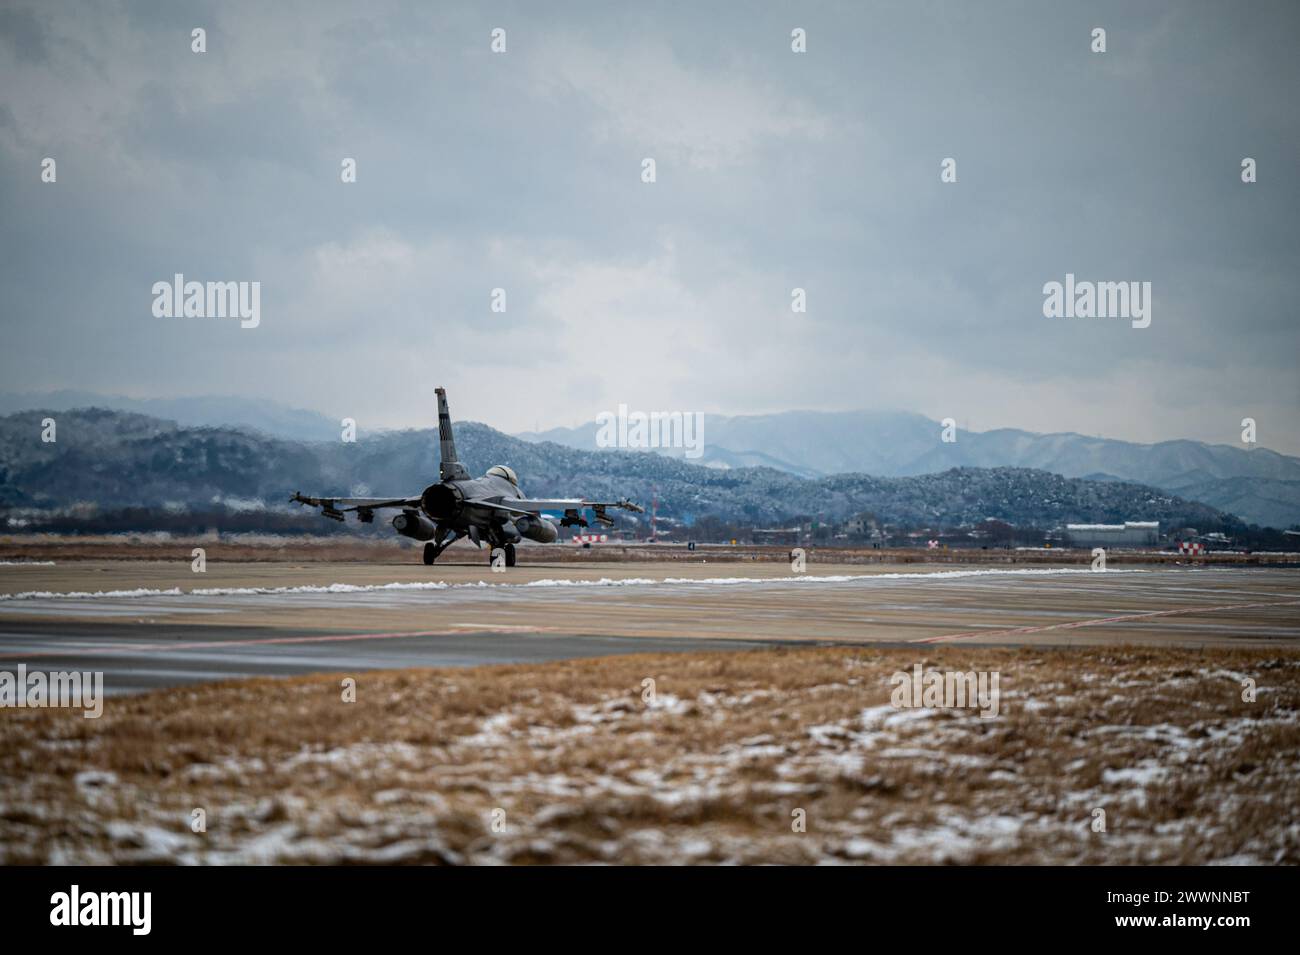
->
[[2, 646, 1297, 864]]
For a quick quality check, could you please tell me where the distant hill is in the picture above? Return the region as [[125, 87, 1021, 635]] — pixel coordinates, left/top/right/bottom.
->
[[3, 396, 1287, 524], [519, 410, 939, 478], [0, 391, 341, 442], [1161, 476, 1300, 529], [518, 410, 1300, 528], [0, 408, 1241, 531]]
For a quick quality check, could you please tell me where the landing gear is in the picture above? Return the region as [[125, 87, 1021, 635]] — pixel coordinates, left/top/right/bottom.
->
[[423, 542, 438, 566], [505, 543, 516, 567]]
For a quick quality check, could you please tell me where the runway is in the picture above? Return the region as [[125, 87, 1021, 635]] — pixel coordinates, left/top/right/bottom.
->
[[1, 560, 1297, 694]]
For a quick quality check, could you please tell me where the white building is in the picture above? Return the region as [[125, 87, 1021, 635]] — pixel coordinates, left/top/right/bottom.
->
[[1065, 521, 1159, 548]]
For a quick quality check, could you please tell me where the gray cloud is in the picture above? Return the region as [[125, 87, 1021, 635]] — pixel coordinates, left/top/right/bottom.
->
[[2, 0, 1297, 451]]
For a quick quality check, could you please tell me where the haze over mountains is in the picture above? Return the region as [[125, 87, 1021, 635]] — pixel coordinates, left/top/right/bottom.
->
[[0, 391, 342, 443], [1, 393, 1295, 529], [519, 410, 1300, 529], [0, 408, 1238, 534]]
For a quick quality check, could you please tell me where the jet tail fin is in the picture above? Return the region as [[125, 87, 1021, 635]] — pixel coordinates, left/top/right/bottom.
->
[[436, 387, 470, 481]]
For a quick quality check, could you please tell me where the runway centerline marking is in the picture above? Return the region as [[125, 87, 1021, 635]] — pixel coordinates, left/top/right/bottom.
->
[[912, 599, 1300, 644]]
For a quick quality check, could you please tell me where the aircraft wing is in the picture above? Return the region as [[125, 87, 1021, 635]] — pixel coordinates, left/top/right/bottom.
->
[[464, 499, 539, 517], [520, 498, 643, 513], [290, 491, 421, 521], [466, 497, 644, 525]]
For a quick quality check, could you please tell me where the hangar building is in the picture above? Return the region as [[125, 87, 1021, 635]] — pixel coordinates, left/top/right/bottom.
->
[[1065, 521, 1160, 548]]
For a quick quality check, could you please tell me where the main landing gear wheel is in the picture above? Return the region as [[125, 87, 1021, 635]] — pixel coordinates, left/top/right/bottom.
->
[[423, 542, 438, 566], [504, 543, 517, 567]]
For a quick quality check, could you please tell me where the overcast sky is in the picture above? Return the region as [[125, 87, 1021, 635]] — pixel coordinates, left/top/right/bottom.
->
[[2, 0, 1297, 453]]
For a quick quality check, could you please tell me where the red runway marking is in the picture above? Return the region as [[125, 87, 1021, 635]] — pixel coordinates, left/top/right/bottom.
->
[[0, 625, 554, 660], [911, 599, 1300, 644]]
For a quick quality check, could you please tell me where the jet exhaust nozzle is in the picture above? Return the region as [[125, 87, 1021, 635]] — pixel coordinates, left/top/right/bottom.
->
[[421, 483, 460, 520]]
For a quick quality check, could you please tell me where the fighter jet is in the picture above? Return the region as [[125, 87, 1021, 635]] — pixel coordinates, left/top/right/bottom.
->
[[291, 388, 643, 566]]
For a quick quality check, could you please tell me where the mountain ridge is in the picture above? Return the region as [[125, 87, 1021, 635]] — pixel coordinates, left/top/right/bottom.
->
[[0, 408, 1252, 533], [2, 394, 1294, 527], [517, 410, 1300, 527]]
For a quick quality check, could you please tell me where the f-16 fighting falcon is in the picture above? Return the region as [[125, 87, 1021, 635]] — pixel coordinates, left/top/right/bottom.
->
[[291, 388, 644, 566]]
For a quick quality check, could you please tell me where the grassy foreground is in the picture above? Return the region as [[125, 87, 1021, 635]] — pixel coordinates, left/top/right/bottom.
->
[[2, 645, 1297, 864]]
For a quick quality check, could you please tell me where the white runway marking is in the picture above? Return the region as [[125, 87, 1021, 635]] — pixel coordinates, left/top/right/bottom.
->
[[0, 566, 1145, 603]]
